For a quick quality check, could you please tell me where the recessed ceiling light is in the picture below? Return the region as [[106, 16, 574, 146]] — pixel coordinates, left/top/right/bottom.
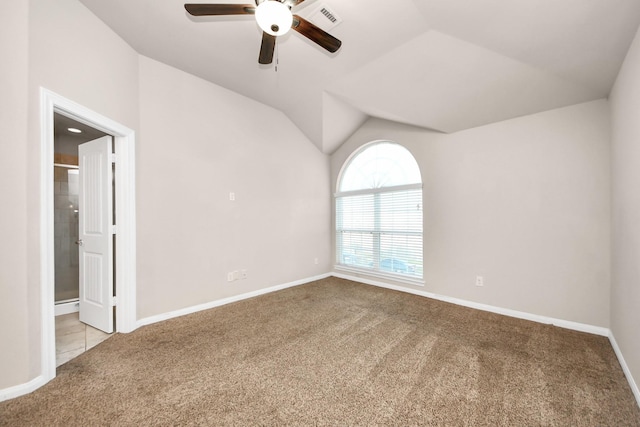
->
[[68, 127, 82, 134]]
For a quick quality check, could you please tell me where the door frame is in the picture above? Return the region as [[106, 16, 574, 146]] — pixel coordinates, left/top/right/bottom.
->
[[40, 88, 137, 382]]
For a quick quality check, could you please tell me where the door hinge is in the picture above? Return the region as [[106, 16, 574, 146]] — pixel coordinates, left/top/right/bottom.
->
[[111, 153, 117, 163], [111, 296, 117, 307], [111, 225, 117, 235]]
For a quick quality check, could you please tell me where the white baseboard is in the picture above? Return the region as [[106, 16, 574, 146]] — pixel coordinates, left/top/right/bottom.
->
[[138, 271, 633, 404], [608, 332, 640, 408], [137, 273, 331, 328], [55, 300, 79, 316], [334, 272, 640, 409], [332, 272, 609, 336], [4, 272, 637, 410], [0, 375, 47, 403], [0, 274, 331, 403]]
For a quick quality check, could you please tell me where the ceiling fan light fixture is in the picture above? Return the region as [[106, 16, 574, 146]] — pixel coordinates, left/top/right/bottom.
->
[[255, 1, 292, 36]]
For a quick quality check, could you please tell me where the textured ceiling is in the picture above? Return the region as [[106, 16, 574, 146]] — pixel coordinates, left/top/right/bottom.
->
[[79, 0, 640, 153]]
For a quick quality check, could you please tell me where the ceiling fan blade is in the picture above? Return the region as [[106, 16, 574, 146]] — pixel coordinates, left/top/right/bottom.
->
[[259, 32, 276, 64], [291, 15, 341, 53], [184, 4, 256, 16]]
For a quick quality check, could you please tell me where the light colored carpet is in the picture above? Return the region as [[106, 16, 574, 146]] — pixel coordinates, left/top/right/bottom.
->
[[1, 277, 639, 426]]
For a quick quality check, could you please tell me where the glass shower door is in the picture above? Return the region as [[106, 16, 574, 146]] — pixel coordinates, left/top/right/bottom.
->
[[54, 165, 80, 303]]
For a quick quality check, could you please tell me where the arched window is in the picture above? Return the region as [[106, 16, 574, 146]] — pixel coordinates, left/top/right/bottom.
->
[[336, 141, 423, 281]]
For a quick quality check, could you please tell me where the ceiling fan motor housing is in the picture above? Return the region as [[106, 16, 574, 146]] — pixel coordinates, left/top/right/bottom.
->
[[255, 0, 293, 36], [184, 1, 342, 65]]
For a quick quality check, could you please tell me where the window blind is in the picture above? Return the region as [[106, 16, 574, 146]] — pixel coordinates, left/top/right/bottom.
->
[[336, 185, 423, 279]]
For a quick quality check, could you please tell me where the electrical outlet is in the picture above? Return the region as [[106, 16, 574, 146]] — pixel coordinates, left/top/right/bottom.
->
[[476, 276, 484, 287], [229, 192, 235, 201], [240, 269, 248, 280], [314, 258, 319, 265]]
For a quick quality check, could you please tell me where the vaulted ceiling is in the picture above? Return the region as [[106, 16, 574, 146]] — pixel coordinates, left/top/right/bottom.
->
[[79, 0, 640, 153]]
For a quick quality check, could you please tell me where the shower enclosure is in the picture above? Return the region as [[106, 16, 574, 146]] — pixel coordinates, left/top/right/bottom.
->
[[54, 163, 80, 303]]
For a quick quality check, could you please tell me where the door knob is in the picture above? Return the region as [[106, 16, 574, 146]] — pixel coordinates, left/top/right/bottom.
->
[[75, 239, 83, 246]]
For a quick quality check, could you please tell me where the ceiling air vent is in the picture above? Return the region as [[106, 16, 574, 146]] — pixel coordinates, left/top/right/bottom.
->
[[304, 4, 342, 32]]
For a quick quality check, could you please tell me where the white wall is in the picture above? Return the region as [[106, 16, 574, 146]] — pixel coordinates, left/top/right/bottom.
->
[[0, 0, 331, 394], [28, 0, 140, 128], [1, 0, 621, 398], [610, 25, 640, 394], [23, 0, 140, 382], [0, 0, 139, 390], [0, 0, 331, 393], [331, 100, 611, 327], [137, 56, 331, 318], [0, 1, 30, 390], [1, 0, 137, 390]]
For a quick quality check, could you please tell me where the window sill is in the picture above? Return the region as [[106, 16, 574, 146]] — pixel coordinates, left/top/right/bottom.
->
[[334, 265, 425, 287]]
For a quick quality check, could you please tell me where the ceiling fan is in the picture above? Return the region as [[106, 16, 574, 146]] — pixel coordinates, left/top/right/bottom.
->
[[185, 0, 342, 64]]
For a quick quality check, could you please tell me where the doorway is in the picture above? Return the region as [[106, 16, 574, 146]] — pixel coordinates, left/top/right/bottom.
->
[[53, 113, 113, 366], [40, 89, 137, 383], [53, 113, 109, 313]]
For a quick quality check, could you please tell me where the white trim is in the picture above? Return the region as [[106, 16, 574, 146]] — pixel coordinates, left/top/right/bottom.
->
[[6, 271, 638, 408], [40, 88, 138, 388], [608, 332, 640, 408], [53, 163, 79, 169], [113, 120, 138, 333], [335, 265, 425, 287], [335, 183, 422, 198], [40, 89, 57, 385], [55, 300, 79, 316], [332, 272, 610, 336], [1, 273, 329, 402], [334, 272, 639, 405], [0, 376, 47, 403], [137, 273, 331, 327]]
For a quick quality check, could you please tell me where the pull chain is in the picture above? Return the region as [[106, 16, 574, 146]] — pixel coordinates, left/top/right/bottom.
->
[[275, 40, 279, 73]]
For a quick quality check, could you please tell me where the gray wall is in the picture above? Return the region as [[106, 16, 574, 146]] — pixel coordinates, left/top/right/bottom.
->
[[136, 56, 331, 319], [24, 0, 140, 384], [610, 25, 640, 396], [0, 0, 331, 390], [0, 0, 30, 389], [331, 100, 611, 328], [1, 0, 636, 400]]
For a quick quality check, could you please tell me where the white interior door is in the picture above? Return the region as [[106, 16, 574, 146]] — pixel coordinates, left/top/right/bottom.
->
[[78, 136, 114, 333]]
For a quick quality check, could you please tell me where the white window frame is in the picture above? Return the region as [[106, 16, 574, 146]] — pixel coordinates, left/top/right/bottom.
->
[[335, 142, 424, 286]]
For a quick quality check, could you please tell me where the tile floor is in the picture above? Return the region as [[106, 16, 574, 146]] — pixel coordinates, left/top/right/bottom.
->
[[55, 312, 113, 367]]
